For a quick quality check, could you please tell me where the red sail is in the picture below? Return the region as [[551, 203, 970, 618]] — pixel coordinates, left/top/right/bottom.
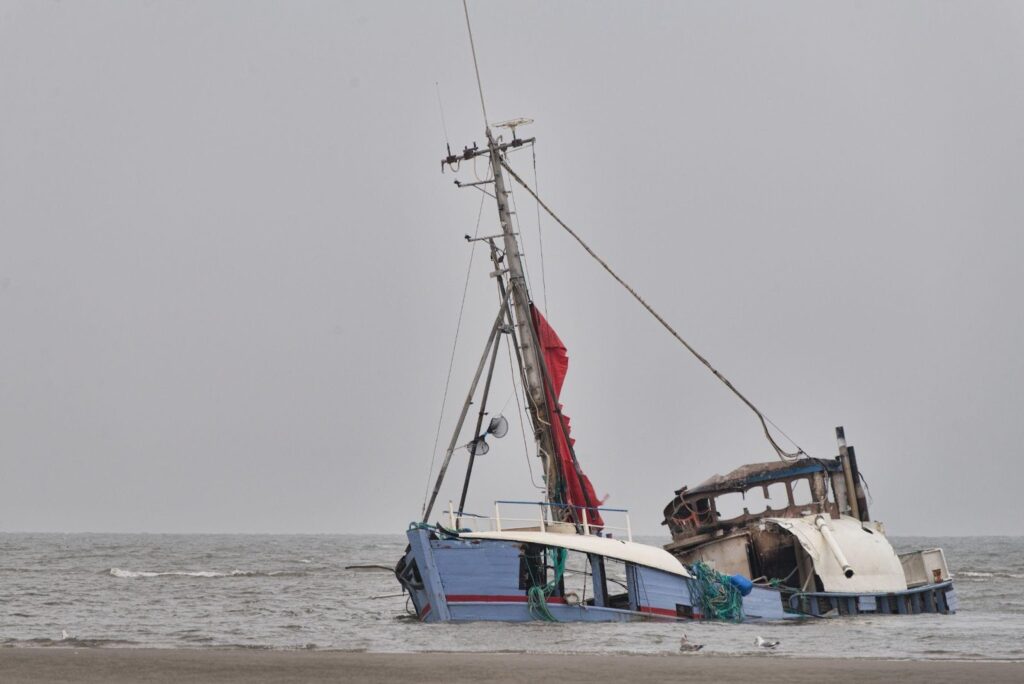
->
[[530, 306, 604, 528]]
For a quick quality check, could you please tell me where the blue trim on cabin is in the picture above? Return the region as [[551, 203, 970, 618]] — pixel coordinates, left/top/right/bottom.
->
[[684, 460, 844, 497], [732, 462, 840, 487]]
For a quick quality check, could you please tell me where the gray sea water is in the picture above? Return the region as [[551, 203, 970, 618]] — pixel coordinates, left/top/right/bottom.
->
[[1, 533, 1021, 660]]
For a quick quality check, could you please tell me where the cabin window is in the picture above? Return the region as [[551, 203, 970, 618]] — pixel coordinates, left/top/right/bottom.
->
[[741, 487, 767, 515], [713, 491, 747, 521], [764, 482, 790, 511], [559, 551, 590, 604], [672, 498, 712, 531], [742, 482, 789, 514], [602, 558, 630, 609], [790, 478, 813, 506], [518, 544, 547, 590]]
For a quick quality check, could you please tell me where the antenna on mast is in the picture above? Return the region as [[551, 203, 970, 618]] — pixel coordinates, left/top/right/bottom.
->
[[493, 118, 534, 141], [461, 0, 490, 133], [435, 3, 575, 520]]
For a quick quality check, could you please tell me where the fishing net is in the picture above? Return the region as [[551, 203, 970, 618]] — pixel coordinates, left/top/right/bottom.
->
[[527, 547, 567, 622], [687, 561, 745, 622]]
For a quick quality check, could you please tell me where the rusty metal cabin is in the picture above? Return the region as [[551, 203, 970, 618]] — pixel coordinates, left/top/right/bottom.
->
[[659, 428, 956, 616], [662, 458, 859, 584]]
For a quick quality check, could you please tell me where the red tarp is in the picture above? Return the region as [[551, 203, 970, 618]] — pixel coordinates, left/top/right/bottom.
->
[[530, 306, 604, 528]]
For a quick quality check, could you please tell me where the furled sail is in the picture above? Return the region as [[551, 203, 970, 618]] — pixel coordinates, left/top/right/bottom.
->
[[530, 306, 604, 527]]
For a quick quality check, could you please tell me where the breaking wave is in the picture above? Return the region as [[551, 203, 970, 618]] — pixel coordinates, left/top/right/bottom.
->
[[107, 568, 303, 579], [3, 636, 139, 648], [957, 571, 1024, 580]]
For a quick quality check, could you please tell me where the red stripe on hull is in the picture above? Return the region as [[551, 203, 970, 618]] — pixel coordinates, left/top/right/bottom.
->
[[446, 594, 567, 605], [638, 605, 678, 617]]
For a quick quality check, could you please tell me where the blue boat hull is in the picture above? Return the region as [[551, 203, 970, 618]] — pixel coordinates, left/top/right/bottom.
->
[[395, 529, 956, 623]]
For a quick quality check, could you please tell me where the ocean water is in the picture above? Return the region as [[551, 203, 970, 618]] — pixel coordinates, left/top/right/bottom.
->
[[1, 533, 1022, 660]]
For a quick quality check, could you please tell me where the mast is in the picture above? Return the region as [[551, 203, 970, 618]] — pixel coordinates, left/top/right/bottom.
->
[[484, 130, 561, 505], [435, 127, 561, 516], [440, 2, 562, 512]]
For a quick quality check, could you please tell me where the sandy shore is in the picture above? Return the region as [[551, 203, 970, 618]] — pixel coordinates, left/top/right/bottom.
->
[[0, 649, 1021, 683]]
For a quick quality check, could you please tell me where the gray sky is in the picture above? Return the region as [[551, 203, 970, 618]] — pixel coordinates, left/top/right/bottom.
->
[[1, 1, 1021, 535]]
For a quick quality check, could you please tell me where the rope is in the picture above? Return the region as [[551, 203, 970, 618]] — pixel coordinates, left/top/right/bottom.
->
[[420, 193, 488, 516], [407, 522, 465, 540], [687, 561, 744, 622], [858, 470, 874, 505], [526, 547, 567, 622], [499, 160, 807, 463]]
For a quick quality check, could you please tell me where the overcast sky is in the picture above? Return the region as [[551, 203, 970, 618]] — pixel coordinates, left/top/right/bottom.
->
[[2, 1, 1021, 535]]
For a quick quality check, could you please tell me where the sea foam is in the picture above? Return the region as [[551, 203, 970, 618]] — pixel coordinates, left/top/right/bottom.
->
[[109, 568, 253, 579]]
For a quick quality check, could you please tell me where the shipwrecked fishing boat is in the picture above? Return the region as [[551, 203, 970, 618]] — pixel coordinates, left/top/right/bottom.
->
[[393, 119, 722, 622], [395, 3, 955, 624], [662, 427, 957, 617]]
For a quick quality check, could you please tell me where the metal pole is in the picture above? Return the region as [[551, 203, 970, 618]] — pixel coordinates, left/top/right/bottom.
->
[[846, 445, 870, 522], [836, 426, 861, 521], [815, 514, 855, 578], [456, 326, 503, 525], [487, 135, 560, 501], [486, 241, 554, 498], [422, 291, 511, 523]]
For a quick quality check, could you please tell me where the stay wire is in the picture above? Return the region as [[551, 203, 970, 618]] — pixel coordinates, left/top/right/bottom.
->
[[499, 160, 807, 463], [532, 143, 549, 315], [506, 187, 536, 298], [506, 331, 544, 491], [434, 81, 450, 147], [421, 190, 489, 516], [462, 0, 489, 130]]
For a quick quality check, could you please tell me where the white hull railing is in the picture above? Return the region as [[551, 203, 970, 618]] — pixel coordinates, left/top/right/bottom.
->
[[449, 500, 632, 542]]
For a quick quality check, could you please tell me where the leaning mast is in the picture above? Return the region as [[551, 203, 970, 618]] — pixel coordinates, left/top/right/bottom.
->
[[484, 128, 561, 506], [426, 124, 564, 517], [457, 2, 559, 505], [422, 1, 565, 522]]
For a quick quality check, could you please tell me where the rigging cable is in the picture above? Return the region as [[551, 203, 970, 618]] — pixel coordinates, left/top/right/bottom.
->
[[462, 0, 489, 130], [434, 81, 450, 147], [499, 160, 807, 463], [532, 143, 549, 315], [506, 187, 537, 299], [505, 327, 544, 491], [421, 191, 489, 517]]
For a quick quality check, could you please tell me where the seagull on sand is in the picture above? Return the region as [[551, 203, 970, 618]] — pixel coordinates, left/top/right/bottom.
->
[[679, 633, 704, 652], [60, 630, 70, 641], [755, 635, 780, 649]]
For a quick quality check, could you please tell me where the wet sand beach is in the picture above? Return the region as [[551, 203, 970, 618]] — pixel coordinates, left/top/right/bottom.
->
[[1, 650, 1022, 684]]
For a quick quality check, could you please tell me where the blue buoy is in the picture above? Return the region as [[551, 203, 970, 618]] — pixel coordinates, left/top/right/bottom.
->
[[729, 574, 754, 596]]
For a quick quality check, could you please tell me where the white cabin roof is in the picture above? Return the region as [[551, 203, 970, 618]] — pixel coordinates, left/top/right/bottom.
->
[[460, 530, 692, 578], [766, 515, 908, 593]]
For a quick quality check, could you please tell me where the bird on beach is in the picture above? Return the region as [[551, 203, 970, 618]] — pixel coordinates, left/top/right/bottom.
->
[[679, 633, 704, 653], [60, 630, 70, 641], [755, 635, 780, 649]]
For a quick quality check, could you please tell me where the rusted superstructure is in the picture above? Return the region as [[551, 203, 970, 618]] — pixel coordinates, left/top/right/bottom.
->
[[661, 428, 956, 616], [664, 458, 847, 582]]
